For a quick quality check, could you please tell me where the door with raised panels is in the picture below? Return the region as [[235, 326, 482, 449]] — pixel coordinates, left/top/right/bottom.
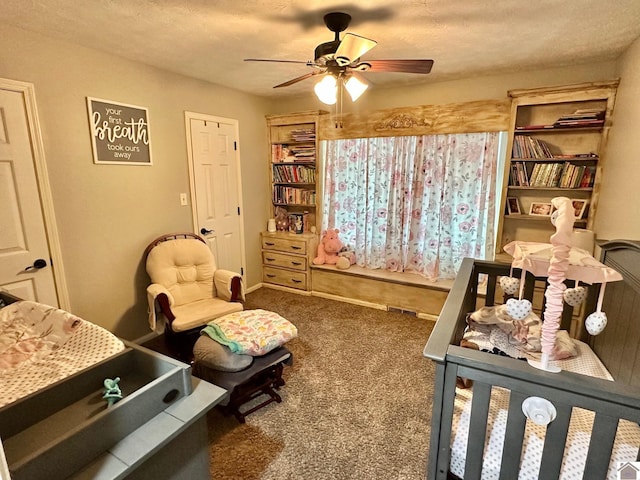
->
[[188, 116, 245, 276], [0, 87, 58, 305]]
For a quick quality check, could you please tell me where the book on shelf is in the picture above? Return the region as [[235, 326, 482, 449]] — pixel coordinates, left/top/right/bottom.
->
[[290, 129, 316, 143], [553, 109, 605, 128], [512, 135, 554, 158], [272, 164, 316, 183], [272, 143, 316, 163], [272, 185, 316, 205], [515, 124, 556, 130], [553, 119, 604, 128], [271, 144, 295, 163], [521, 161, 594, 189]]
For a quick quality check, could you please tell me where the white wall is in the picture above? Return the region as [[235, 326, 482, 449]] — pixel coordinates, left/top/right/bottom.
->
[[1, 24, 271, 339], [595, 35, 640, 240]]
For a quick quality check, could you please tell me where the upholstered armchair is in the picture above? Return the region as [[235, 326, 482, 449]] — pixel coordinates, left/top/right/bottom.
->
[[145, 233, 244, 360]]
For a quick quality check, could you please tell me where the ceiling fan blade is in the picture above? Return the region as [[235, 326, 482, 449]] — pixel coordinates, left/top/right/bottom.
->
[[334, 33, 377, 67], [362, 59, 434, 74], [245, 58, 313, 65], [274, 71, 323, 88]]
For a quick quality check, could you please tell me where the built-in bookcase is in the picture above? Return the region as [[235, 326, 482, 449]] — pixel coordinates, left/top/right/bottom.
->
[[497, 81, 619, 254], [266, 111, 326, 234]]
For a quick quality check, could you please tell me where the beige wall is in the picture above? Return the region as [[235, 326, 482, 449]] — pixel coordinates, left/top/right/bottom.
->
[[1, 24, 271, 340], [595, 35, 640, 240]]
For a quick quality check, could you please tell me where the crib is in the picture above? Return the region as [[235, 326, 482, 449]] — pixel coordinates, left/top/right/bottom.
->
[[423, 239, 640, 479]]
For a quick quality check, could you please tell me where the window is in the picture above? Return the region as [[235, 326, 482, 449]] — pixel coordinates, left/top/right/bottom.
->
[[320, 132, 503, 280]]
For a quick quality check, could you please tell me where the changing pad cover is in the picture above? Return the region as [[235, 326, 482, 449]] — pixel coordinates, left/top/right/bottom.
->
[[0, 301, 125, 407]]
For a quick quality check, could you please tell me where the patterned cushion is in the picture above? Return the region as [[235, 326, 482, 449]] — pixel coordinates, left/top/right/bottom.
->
[[201, 309, 298, 356]]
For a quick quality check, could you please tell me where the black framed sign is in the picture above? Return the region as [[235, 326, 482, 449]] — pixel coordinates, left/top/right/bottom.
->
[[87, 97, 152, 165]]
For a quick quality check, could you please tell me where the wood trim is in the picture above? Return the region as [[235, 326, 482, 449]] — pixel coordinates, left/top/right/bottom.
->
[[508, 80, 620, 100], [266, 110, 328, 127], [318, 99, 511, 140]]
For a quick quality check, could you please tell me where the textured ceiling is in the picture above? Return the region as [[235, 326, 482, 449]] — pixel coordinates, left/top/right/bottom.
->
[[3, 0, 640, 98]]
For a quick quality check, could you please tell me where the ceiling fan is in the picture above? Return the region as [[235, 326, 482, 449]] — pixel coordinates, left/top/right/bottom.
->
[[244, 12, 434, 104]]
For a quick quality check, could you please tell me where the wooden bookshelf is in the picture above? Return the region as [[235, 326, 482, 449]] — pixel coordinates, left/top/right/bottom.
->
[[266, 111, 327, 233], [496, 81, 619, 252]]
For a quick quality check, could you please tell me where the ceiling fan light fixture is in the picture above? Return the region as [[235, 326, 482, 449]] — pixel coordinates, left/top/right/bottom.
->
[[314, 75, 337, 105], [344, 73, 369, 102]]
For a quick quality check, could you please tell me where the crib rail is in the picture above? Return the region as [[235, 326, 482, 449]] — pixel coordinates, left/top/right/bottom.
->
[[437, 346, 640, 480], [423, 256, 640, 479]]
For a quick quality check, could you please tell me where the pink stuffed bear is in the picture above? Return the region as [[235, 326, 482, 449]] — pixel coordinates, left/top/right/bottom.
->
[[313, 228, 343, 265]]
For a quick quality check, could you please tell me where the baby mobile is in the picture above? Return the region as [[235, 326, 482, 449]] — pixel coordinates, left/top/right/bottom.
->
[[500, 197, 622, 373]]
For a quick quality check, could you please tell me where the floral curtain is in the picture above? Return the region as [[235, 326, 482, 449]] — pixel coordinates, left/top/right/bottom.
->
[[321, 132, 499, 280]]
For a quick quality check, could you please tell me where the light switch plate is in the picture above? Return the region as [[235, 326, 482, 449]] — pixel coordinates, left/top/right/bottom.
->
[[180, 193, 188, 206]]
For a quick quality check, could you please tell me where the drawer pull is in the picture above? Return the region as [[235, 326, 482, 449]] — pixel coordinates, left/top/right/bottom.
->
[[265, 242, 275, 246], [266, 274, 276, 278], [292, 279, 302, 283], [291, 261, 302, 266], [290, 246, 302, 250], [266, 257, 276, 261]]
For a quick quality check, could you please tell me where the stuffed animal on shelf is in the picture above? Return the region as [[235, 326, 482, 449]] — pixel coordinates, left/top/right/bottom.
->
[[274, 206, 290, 232], [336, 245, 356, 270], [313, 228, 343, 265]]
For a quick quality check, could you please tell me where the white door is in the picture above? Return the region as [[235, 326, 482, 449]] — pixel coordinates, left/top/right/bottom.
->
[[188, 116, 245, 276], [0, 87, 58, 305]]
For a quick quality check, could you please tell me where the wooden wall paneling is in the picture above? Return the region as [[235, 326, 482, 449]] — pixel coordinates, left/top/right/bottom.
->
[[318, 99, 511, 140], [311, 267, 449, 315]]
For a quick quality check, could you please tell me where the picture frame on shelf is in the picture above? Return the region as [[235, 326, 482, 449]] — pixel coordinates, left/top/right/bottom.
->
[[529, 202, 553, 216], [288, 213, 304, 234], [571, 199, 589, 219], [506, 197, 521, 215]]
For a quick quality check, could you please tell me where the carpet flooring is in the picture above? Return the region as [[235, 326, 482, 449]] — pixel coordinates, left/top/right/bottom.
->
[[206, 288, 436, 479]]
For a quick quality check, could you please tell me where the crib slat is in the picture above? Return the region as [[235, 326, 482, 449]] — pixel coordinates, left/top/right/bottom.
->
[[465, 382, 491, 480], [498, 391, 527, 480], [434, 362, 460, 479], [539, 402, 572, 479], [583, 413, 618, 478], [486, 274, 497, 306]]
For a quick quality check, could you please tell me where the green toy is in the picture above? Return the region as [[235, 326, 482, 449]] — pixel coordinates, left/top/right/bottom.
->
[[103, 377, 122, 406]]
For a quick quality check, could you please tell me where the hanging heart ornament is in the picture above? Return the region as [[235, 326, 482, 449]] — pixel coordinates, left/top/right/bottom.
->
[[506, 298, 532, 321], [563, 286, 587, 307], [499, 276, 520, 296], [585, 311, 607, 335]]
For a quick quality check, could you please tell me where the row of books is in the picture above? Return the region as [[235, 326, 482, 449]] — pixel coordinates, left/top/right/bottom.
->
[[553, 109, 605, 128], [272, 164, 316, 184], [515, 109, 605, 130], [512, 135, 554, 158], [290, 128, 315, 143], [510, 161, 595, 188], [271, 144, 316, 163], [272, 186, 316, 205]]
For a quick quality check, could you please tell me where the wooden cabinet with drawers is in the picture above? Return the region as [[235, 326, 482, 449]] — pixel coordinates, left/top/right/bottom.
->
[[261, 231, 317, 291]]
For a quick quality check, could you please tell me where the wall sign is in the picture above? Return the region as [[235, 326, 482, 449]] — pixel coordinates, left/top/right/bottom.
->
[[87, 97, 152, 165]]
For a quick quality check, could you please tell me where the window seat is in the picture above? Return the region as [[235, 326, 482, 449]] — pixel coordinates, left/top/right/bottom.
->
[[310, 264, 456, 319]]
